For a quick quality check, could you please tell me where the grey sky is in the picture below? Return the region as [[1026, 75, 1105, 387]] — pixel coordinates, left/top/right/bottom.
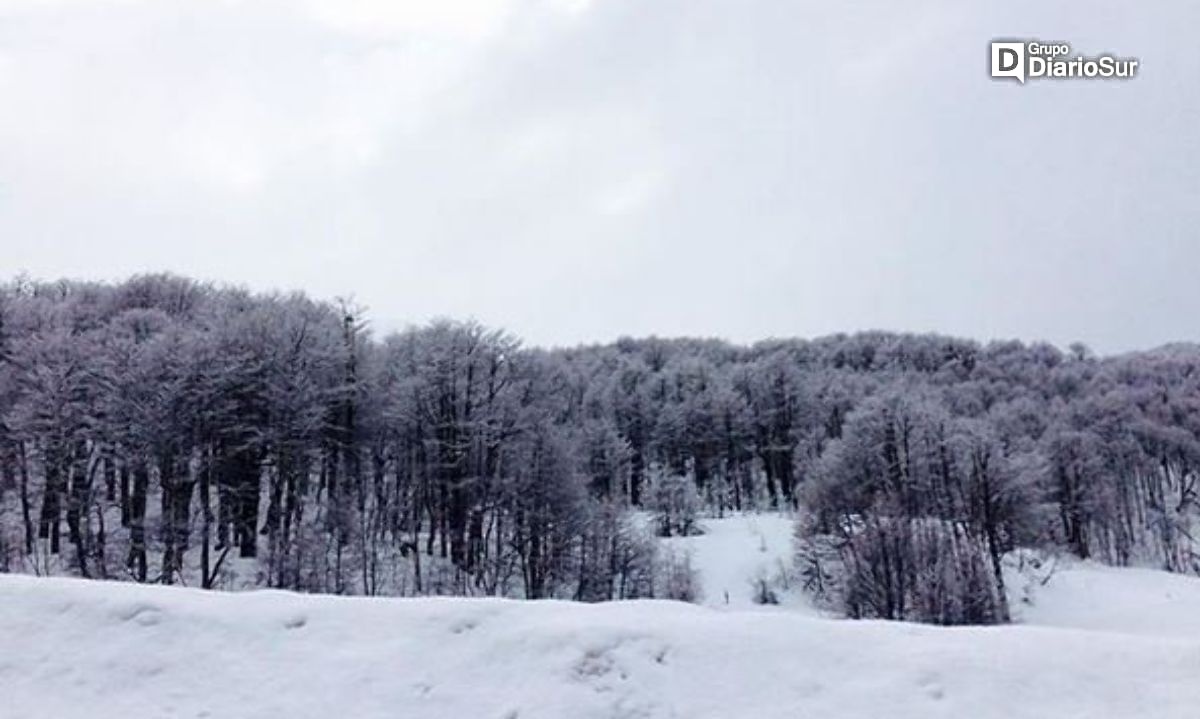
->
[[2, 0, 1196, 353]]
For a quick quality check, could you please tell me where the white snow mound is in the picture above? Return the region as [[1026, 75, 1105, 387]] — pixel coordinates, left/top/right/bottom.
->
[[1011, 556, 1200, 638], [2, 574, 1198, 719]]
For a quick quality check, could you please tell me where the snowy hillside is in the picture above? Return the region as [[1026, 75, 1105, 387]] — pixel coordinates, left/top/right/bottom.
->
[[1010, 556, 1200, 638], [3, 574, 1200, 719], [3, 516, 1200, 719], [659, 513, 809, 610], [671, 514, 1200, 638]]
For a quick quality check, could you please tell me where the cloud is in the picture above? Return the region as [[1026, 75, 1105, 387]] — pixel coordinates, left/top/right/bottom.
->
[[595, 167, 665, 216], [0, 0, 1197, 353], [302, 0, 515, 40]]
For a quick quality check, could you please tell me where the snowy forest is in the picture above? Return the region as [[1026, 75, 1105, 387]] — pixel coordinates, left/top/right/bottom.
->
[[0, 274, 1197, 625]]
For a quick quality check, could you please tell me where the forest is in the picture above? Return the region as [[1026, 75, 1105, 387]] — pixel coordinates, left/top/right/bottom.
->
[[0, 274, 1196, 624]]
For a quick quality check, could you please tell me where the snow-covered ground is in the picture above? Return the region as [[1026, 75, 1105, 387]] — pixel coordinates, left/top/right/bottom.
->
[[659, 512, 813, 611], [3, 514, 1199, 719], [1009, 554, 1200, 638]]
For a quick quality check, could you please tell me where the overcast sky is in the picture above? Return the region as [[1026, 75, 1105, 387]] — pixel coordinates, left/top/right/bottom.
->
[[2, 1, 1197, 353]]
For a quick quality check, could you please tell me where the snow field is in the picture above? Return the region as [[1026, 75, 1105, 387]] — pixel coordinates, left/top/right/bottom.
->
[[4, 515, 1200, 719]]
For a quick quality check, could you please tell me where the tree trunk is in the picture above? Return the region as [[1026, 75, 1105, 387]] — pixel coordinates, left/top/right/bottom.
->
[[127, 461, 149, 582], [17, 442, 34, 555]]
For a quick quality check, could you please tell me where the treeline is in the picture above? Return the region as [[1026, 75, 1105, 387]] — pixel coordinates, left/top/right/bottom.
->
[[0, 275, 1196, 620]]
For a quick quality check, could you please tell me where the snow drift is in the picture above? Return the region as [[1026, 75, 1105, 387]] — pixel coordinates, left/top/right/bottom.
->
[[2, 572, 1198, 719]]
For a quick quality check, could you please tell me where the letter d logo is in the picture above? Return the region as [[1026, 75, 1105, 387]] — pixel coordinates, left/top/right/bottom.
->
[[991, 42, 1025, 83]]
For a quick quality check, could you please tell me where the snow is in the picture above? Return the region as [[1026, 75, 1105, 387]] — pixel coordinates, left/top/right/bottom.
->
[[1, 571, 1198, 717], [1009, 556, 1200, 639], [659, 512, 814, 611], [2, 515, 1199, 718], [670, 514, 1200, 640]]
